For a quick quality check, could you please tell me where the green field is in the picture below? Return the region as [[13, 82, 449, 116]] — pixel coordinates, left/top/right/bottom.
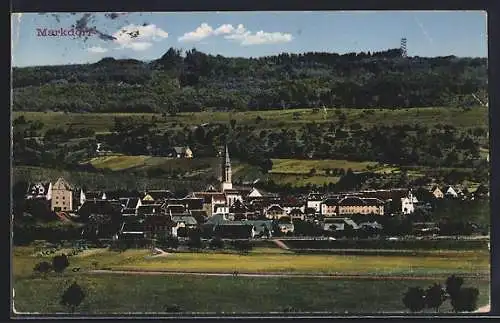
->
[[13, 106, 488, 133], [13, 274, 490, 314], [12, 246, 490, 314], [270, 159, 380, 174]]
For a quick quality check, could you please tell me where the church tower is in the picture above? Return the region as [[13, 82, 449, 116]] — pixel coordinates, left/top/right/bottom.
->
[[221, 145, 233, 191]]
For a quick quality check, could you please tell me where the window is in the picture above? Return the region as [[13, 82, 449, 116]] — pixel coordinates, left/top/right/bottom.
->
[[63, 196, 65, 200]]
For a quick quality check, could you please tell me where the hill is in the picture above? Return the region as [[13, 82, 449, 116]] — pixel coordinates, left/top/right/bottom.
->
[[12, 48, 487, 113]]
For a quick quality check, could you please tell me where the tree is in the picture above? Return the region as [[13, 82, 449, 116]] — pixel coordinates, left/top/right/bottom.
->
[[188, 229, 203, 249], [60, 282, 85, 313], [425, 283, 447, 312], [402, 287, 426, 312], [34, 261, 52, 276], [451, 287, 480, 312], [445, 274, 464, 299], [52, 254, 70, 273]]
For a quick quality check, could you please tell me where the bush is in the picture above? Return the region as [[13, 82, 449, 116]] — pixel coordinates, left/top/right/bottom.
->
[[425, 283, 447, 312], [60, 282, 85, 313], [445, 274, 464, 299], [52, 254, 70, 273], [34, 261, 52, 274], [402, 287, 426, 312], [451, 287, 480, 312]]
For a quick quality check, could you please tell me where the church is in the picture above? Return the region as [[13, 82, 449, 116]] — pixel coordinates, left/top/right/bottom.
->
[[189, 145, 243, 217]]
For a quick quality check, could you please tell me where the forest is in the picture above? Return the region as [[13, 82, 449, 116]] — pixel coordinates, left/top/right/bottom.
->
[[12, 48, 487, 113]]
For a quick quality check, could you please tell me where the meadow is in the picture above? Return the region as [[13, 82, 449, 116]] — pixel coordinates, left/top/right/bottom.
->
[[13, 106, 488, 134], [12, 246, 490, 314]]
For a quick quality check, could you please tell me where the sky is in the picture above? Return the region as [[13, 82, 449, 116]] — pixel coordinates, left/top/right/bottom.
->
[[11, 11, 488, 67]]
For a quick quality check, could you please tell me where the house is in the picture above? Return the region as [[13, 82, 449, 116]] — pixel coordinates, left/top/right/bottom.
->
[[430, 185, 444, 199], [51, 177, 73, 212], [306, 192, 323, 214], [337, 196, 384, 216], [105, 190, 142, 200], [166, 204, 188, 215], [183, 198, 204, 211], [85, 191, 107, 200], [171, 216, 198, 229], [72, 188, 86, 211], [401, 191, 418, 215], [321, 198, 339, 217], [78, 200, 123, 221], [213, 203, 229, 216], [247, 187, 263, 198], [190, 192, 227, 217], [137, 204, 164, 216], [265, 204, 287, 220], [142, 190, 174, 202], [289, 209, 305, 221], [282, 198, 306, 215], [229, 199, 251, 220], [167, 146, 193, 158], [26, 182, 52, 200], [224, 189, 243, 207], [445, 186, 459, 198]]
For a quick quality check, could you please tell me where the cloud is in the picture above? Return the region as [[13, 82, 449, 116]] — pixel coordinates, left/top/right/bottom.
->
[[214, 24, 235, 35], [87, 46, 108, 53], [179, 23, 293, 46], [112, 24, 169, 51], [178, 23, 213, 42]]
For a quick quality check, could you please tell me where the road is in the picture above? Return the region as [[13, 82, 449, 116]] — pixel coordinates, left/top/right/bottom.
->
[[88, 269, 490, 281]]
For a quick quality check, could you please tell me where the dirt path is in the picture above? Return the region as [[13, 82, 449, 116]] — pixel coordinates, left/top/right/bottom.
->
[[273, 239, 290, 250], [88, 269, 490, 281]]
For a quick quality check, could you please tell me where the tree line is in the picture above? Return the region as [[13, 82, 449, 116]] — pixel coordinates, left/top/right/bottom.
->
[[12, 48, 487, 113]]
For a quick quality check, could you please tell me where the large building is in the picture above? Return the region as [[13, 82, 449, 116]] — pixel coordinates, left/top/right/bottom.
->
[[51, 177, 73, 212]]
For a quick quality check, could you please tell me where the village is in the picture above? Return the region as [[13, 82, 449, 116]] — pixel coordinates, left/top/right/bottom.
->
[[19, 145, 490, 246]]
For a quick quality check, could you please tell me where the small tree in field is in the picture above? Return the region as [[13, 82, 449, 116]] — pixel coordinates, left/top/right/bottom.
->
[[402, 287, 426, 312], [52, 254, 70, 273], [425, 283, 447, 312], [445, 274, 464, 299], [451, 287, 480, 312], [34, 261, 52, 277], [60, 282, 85, 313]]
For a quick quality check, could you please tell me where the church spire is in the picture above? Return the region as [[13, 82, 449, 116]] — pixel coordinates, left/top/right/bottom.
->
[[225, 145, 231, 166], [221, 144, 232, 191]]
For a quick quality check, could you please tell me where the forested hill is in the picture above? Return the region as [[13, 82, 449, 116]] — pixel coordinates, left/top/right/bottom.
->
[[12, 48, 488, 113]]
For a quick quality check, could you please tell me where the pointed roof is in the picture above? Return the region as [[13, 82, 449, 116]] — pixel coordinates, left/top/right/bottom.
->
[[225, 145, 231, 166]]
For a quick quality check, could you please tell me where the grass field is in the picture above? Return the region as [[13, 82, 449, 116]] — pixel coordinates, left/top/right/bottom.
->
[[270, 159, 380, 174], [13, 274, 490, 314], [13, 246, 489, 278], [12, 246, 490, 314], [13, 106, 488, 133]]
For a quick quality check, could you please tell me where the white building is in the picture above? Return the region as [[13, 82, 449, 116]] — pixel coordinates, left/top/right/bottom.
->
[[401, 190, 418, 215]]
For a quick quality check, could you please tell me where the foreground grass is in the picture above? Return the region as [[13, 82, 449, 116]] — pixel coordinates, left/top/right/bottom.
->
[[13, 274, 490, 314], [13, 246, 490, 313]]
